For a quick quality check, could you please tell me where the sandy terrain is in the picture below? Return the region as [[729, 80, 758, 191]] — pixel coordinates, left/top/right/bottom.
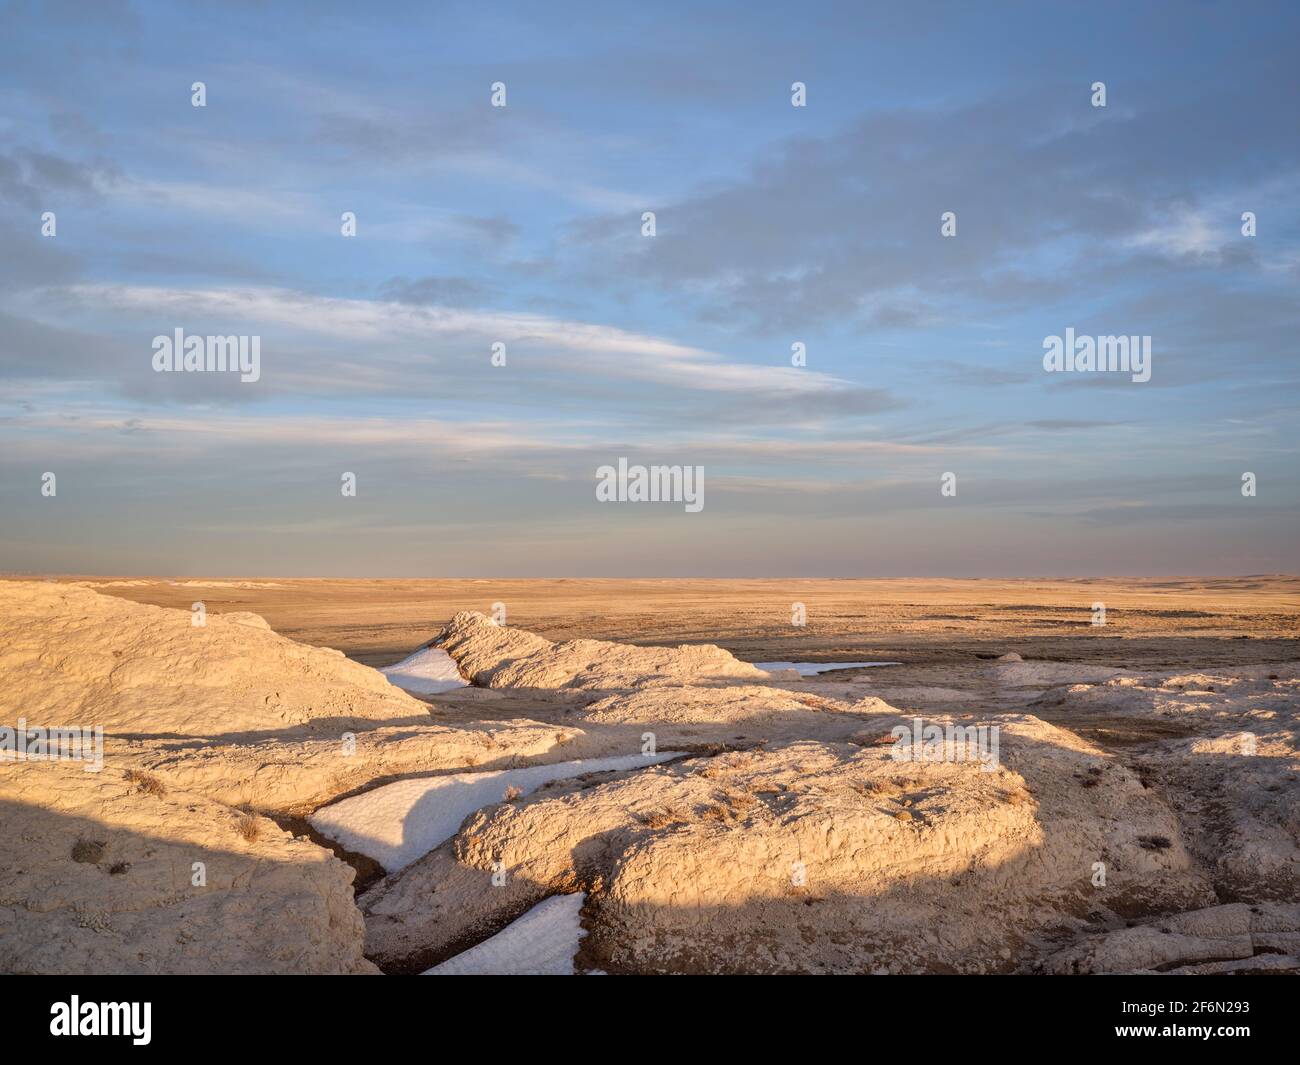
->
[[49, 574, 1300, 744], [45, 576, 1298, 667], [1, 575, 1296, 975]]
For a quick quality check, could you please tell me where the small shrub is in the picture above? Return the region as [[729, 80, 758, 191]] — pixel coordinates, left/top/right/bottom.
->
[[72, 839, 105, 863]]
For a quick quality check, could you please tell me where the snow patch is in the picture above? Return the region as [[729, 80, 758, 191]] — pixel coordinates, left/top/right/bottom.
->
[[425, 893, 587, 975], [380, 645, 469, 694], [310, 751, 681, 871], [756, 661, 901, 676]]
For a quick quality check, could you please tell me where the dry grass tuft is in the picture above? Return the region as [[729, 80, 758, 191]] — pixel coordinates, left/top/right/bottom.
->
[[237, 811, 261, 842], [638, 809, 684, 829], [852, 777, 903, 798], [124, 769, 166, 797]]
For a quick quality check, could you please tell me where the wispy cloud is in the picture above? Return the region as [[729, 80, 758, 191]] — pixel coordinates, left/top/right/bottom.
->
[[0, 2, 1296, 575]]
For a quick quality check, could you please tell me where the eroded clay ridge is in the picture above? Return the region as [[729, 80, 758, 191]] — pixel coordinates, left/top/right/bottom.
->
[[0, 583, 582, 817], [434, 609, 772, 690], [0, 583, 586, 973], [0, 580, 417, 737], [360, 724, 1215, 974], [0, 759, 377, 975]]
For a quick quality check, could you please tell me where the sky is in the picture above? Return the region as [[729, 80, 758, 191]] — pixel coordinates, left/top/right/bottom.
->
[[0, 0, 1297, 577]]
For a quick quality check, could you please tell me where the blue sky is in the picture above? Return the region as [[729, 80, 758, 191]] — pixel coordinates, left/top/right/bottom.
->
[[1, 0, 1297, 576]]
